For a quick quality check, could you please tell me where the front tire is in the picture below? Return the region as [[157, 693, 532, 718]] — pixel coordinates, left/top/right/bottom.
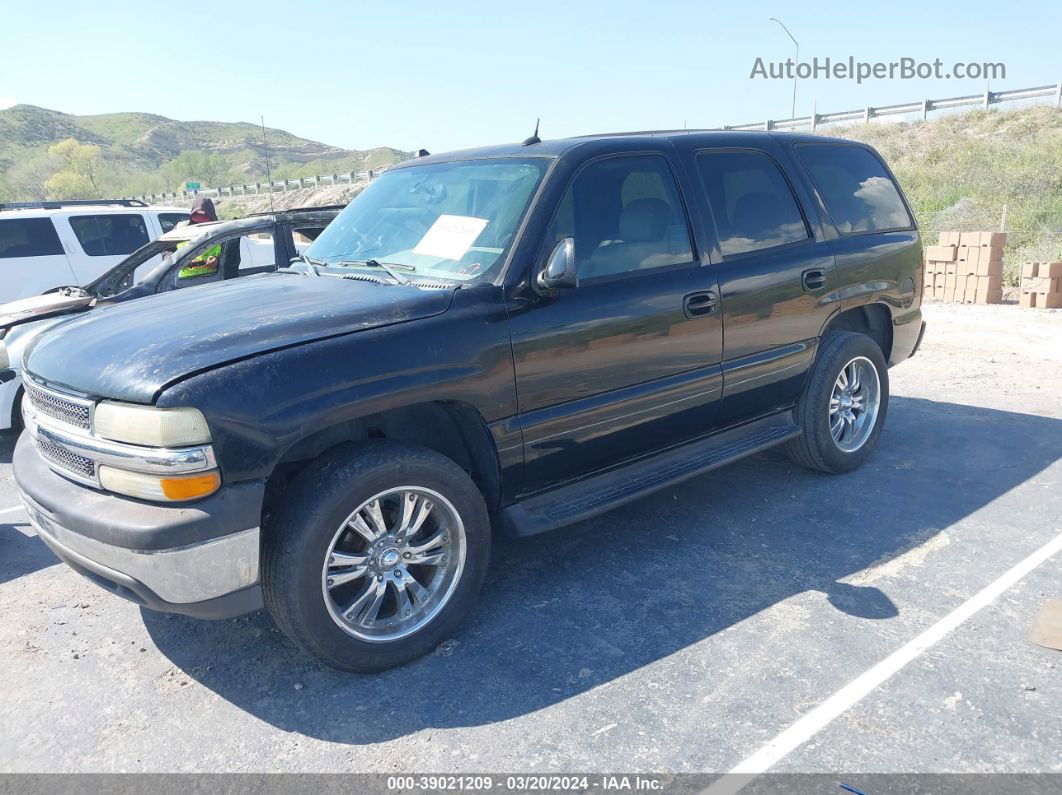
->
[[9, 388, 24, 433], [786, 332, 889, 474], [262, 441, 490, 672]]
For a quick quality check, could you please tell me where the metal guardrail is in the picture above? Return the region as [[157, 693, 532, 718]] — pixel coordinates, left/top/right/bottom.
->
[[723, 82, 1062, 132], [129, 170, 377, 206], [130, 80, 1062, 205]]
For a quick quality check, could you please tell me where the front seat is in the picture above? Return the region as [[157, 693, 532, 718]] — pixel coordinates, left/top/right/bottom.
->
[[583, 198, 673, 279]]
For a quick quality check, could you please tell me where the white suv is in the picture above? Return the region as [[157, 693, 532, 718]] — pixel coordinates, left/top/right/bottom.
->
[[0, 200, 189, 304]]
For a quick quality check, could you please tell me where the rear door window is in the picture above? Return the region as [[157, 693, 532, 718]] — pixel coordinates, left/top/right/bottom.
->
[[795, 144, 912, 234], [293, 226, 326, 245], [68, 213, 150, 256], [695, 150, 810, 257], [157, 212, 190, 233], [0, 218, 65, 259]]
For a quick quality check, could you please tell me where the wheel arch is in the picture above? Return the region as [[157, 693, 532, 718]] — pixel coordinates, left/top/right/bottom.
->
[[820, 303, 892, 361], [10, 384, 24, 431], [263, 400, 503, 522]]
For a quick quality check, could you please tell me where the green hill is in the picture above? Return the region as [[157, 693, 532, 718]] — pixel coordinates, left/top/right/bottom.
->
[[3, 102, 1059, 283], [821, 104, 1062, 284], [0, 104, 411, 198]]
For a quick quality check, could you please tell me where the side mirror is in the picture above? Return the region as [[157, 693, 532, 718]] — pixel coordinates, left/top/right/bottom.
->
[[535, 238, 578, 292]]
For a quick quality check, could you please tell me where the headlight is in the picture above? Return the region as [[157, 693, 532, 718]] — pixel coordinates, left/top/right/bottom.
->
[[99, 466, 221, 502], [93, 401, 211, 447], [0, 340, 9, 371]]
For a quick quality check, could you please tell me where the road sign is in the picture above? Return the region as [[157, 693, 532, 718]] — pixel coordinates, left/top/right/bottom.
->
[[185, 181, 201, 191]]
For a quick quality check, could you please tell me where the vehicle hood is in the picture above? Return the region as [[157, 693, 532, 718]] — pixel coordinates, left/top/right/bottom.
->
[[0, 291, 94, 331], [24, 273, 456, 403]]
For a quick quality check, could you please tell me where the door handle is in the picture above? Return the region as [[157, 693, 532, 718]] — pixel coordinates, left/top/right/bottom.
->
[[801, 269, 828, 291], [683, 290, 718, 318]]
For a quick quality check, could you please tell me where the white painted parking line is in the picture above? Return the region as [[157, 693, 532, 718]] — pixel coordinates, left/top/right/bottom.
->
[[704, 528, 1062, 795], [0, 505, 24, 518]]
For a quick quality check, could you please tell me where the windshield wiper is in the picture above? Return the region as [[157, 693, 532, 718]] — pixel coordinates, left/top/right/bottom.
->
[[289, 254, 326, 276], [338, 259, 413, 285]]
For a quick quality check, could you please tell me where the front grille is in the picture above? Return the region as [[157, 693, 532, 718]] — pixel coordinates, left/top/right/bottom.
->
[[26, 385, 91, 430], [36, 436, 96, 480]]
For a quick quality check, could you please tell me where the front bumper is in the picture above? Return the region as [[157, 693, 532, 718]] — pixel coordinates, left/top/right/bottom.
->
[[14, 433, 264, 618]]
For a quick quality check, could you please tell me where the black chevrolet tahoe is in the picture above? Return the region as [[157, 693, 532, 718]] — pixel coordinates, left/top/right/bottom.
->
[[14, 131, 925, 672]]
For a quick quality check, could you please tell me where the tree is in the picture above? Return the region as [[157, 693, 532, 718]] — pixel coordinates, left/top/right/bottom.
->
[[7, 152, 60, 200], [44, 139, 105, 198], [110, 167, 170, 198], [43, 171, 97, 199], [163, 150, 230, 190], [268, 160, 304, 183]]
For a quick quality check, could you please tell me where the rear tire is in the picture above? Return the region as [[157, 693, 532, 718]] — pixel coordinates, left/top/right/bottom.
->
[[262, 441, 490, 672], [785, 332, 889, 474]]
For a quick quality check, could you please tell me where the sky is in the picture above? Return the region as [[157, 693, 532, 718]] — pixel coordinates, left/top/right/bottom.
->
[[1, 0, 1060, 154]]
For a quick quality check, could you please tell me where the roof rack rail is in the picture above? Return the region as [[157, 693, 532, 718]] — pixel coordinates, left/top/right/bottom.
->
[[0, 198, 149, 212], [568, 128, 732, 139], [245, 204, 348, 218]]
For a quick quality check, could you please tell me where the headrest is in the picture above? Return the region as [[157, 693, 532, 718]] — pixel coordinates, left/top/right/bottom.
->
[[619, 198, 671, 243]]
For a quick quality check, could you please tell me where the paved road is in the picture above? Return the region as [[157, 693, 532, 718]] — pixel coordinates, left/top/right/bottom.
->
[[1, 303, 1060, 780]]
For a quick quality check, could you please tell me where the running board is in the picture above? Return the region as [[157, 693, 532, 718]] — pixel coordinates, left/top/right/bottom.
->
[[499, 412, 800, 537]]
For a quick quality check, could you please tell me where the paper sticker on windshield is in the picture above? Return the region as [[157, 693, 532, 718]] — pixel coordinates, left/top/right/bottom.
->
[[413, 214, 488, 261]]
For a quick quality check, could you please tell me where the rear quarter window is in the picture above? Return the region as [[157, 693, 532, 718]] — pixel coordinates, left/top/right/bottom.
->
[[69, 213, 150, 256], [0, 217, 65, 259], [796, 144, 912, 234]]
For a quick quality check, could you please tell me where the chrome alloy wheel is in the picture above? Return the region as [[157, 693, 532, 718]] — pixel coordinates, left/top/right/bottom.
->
[[321, 487, 466, 642], [829, 356, 881, 453]]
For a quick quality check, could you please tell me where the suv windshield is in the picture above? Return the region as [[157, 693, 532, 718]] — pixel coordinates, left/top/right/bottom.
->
[[304, 158, 548, 283]]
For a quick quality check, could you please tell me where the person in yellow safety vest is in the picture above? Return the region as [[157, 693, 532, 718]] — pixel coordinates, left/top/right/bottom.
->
[[176, 196, 222, 279]]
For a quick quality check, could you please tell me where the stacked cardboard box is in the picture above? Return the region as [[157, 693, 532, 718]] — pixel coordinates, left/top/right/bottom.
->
[[1020, 262, 1062, 308], [923, 231, 1005, 304]]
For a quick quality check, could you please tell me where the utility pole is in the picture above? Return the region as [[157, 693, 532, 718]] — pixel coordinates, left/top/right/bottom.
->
[[769, 17, 799, 119], [260, 116, 275, 213]]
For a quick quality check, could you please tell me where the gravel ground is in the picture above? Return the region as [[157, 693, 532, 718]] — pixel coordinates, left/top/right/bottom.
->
[[0, 302, 1060, 780]]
